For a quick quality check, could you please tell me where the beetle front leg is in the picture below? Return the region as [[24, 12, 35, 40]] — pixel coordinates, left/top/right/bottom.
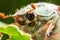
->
[[37, 20, 54, 40], [0, 13, 7, 19], [44, 21, 54, 40], [45, 21, 54, 36], [0, 13, 13, 19], [38, 20, 54, 33]]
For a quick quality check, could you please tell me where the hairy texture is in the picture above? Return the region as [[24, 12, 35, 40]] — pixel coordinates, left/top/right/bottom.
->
[[14, 2, 60, 40]]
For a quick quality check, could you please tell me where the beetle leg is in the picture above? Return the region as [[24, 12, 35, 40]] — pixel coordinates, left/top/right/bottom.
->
[[37, 20, 54, 40], [45, 21, 54, 36], [0, 13, 7, 19], [44, 21, 54, 40], [38, 20, 54, 34], [44, 34, 48, 40], [56, 7, 60, 16]]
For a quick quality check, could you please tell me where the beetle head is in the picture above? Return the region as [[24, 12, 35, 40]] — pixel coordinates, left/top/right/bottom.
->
[[14, 3, 38, 26]]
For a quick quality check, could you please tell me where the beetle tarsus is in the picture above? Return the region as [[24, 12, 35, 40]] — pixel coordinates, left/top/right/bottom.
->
[[0, 13, 7, 19]]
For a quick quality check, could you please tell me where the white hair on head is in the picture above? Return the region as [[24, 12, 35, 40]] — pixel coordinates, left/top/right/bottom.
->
[[14, 2, 59, 16]]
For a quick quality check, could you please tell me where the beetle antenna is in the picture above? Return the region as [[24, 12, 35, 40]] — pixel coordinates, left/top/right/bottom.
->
[[31, 3, 36, 9], [28, 3, 36, 12]]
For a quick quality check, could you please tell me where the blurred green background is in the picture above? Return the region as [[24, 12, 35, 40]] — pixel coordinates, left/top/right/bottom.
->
[[0, 0, 60, 15]]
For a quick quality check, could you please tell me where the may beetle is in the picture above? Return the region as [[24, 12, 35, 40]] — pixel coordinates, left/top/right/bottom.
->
[[0, 2, 60, 40]]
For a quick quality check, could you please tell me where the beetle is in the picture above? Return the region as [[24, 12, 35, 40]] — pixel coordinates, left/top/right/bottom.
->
[[0, 2, 60, 40]]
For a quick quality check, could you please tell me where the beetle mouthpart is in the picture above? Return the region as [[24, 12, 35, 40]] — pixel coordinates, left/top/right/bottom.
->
[[18, 21, 25, 25], [28, 21, 35, 26], [15, 15, 25, 25]]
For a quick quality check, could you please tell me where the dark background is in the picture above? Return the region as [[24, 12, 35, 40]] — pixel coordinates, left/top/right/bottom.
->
[[0, 0, 60, 15]]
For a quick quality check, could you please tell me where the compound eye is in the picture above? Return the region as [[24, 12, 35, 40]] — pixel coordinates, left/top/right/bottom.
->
[[26, 12, 35, 21]]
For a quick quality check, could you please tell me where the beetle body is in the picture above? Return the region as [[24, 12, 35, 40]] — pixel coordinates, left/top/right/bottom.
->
[[13, 2, 60, 40]]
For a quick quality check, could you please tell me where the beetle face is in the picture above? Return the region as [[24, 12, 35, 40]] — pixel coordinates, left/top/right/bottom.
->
[[15, 11, 37, 26], [15, 15, 26, 25]]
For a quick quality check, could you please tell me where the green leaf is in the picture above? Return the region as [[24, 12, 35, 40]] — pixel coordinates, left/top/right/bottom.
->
[[0, 24, 30, 40]]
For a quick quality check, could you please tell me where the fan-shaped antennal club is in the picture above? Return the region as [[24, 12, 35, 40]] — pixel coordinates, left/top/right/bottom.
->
[[31, 3, 36, 9], [28, 3, 36, 12]]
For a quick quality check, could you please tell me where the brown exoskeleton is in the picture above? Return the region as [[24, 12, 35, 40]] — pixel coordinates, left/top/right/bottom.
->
[[0, 2, 60, 40]]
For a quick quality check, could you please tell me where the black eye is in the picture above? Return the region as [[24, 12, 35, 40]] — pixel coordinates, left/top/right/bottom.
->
[[26, 12, 35, 21]]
